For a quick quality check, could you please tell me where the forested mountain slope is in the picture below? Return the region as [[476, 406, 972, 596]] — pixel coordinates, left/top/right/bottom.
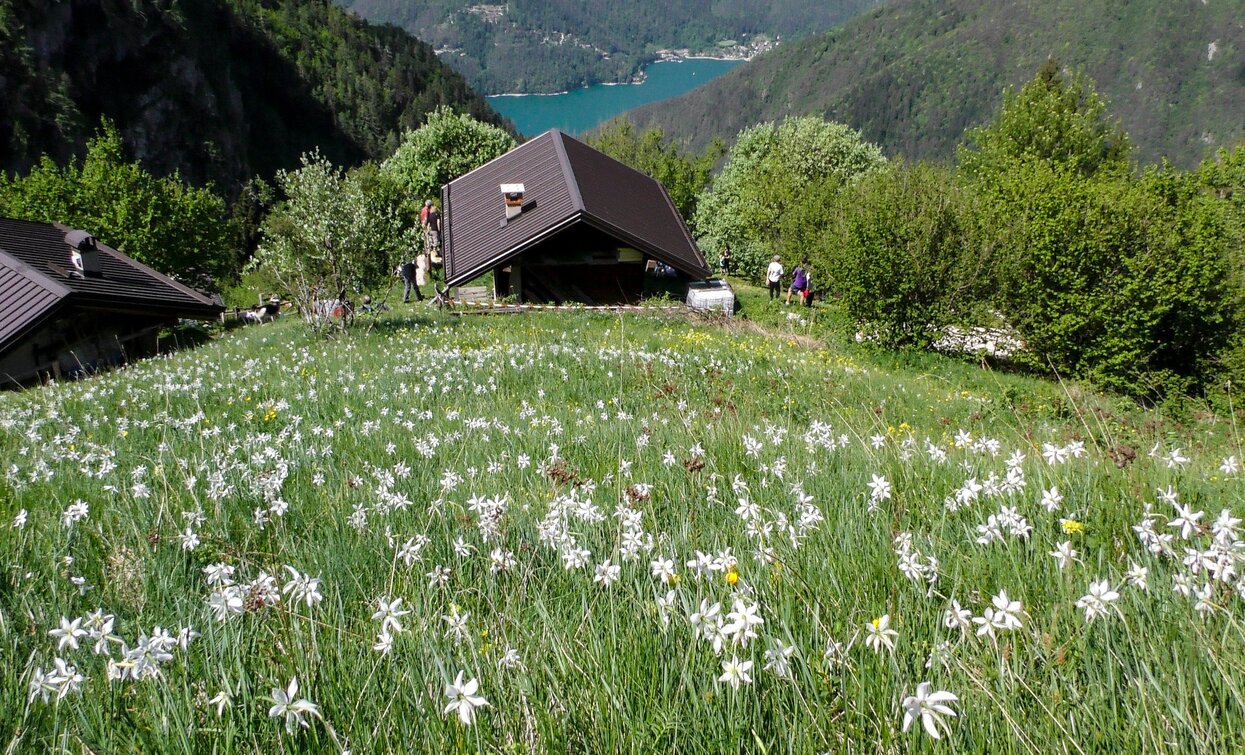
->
[[337, 0, 884, 94], [0, 0, 508, 196], [624, 0, 1245, 167]]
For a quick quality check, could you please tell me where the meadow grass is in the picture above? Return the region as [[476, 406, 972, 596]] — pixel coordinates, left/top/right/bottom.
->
[[2, 305, 1244, 753]]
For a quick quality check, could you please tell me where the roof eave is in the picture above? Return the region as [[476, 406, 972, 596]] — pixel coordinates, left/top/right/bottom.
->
[[0, 299, 66, 359], [444, 212, 585, 288], [578, 213, 711, 279]]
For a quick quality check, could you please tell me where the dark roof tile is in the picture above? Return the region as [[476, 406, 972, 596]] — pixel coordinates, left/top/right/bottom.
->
[[0, 255, 64, 352], [0, 216, 222, 355], [442, 130, 709, 287], [0, 217, 220, 316]]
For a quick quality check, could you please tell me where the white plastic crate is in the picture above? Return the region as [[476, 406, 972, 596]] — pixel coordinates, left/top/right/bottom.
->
[[685, 279, 735, 316]]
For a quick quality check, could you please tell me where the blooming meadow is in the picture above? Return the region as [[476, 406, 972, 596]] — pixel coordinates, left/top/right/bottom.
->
[[2, 311, 1244, 752]]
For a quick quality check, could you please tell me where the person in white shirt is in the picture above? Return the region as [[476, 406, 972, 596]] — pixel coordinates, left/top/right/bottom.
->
[[766, 255, 784, 301]]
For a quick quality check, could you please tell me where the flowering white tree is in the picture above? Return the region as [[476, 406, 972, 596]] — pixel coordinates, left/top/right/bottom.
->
[[251, 151, 411, 331]]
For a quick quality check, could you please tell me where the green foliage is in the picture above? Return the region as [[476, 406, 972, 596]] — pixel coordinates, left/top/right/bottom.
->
[[693, 116, 885, 281], [1196, 142, 1245, 386], [587, 119, 724, 220], [988, 161, 1232, 399], [228, 0, 507, 158], [959, 59, 1131, 181], [381, 107, 517, 211], [0, 122, 234, 290], [830, 162, 987, 348], [250, 151, 411, 330], [1, 0, 509, 197]]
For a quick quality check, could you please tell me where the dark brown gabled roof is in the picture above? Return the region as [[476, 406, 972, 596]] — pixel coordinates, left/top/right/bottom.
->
[[0, 217, 222, 355], [442, 130, 710, 287], [0, 253, 67, 356]]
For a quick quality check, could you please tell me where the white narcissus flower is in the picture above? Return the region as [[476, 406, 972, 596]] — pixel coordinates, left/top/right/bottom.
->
[[593, 560, 620, 587], [373, 630, 394, 654], [650, 557, 676, 583], [718, 655, 753, 690], [943, 600, 972, 634], [763, 640, 795, 678], [1165, 448, 1190, 468], [48, 616, 87, 652], [865, 614, 898, 654], [1168, 503, 1204, 540], [443, 671, 489, 726], [868, 474, 892, 502], [372, 597, 410, 634], [268, 677, 319, 734], [901, 682, 959, 739], [688, 599, 721, 640], [208, 689, 231, 716], [973, 591, 1023, 638], [1049, 540, 1079, 571], [1075, 579, 1121, 623], [724, 598, 764, 648]]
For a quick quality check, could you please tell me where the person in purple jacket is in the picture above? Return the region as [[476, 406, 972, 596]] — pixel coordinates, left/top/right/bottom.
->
[[785, 259, 809, 305]]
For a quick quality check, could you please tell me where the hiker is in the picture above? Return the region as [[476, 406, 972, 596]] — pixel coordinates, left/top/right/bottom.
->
[[766, 255, 784, 301], [786, 259, 809, 305], [719, 245, 732, 277], [425, 204, 442, 265], [801, 268, 814, 307], [398, 259, 421, 303], [419, 199, 433, 227]]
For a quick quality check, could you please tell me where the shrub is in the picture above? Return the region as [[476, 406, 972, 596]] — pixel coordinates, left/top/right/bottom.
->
[[0, 122, 234, 290], [830, 163, 987, 349], [990, 162, 1232, 399]]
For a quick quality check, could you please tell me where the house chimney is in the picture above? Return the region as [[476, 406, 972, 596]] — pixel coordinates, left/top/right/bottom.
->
[[501, 183, 525, 221], [66, 230, 102, 277]]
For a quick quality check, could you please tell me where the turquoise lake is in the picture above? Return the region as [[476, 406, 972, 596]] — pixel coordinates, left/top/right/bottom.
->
[[488, 58, 744, 138]]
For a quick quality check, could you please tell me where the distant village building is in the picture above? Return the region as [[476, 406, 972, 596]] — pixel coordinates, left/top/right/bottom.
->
[[441, 129, 710, 304], [0, 217, 222, 388]]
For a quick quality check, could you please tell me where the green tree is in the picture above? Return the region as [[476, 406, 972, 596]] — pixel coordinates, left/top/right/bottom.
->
[[832, 162, 988, 348], [958, 59, 1131, 181], [989, 161, 1231, 399], [0, 122, 234, 290], [380, 107, 517, 211], [1198, 142, 1245, 258], [693, 116, 885, 281], [250, 151, 411, 331], [588, 119, 724, 219], [1196, 143, 1245, 387]]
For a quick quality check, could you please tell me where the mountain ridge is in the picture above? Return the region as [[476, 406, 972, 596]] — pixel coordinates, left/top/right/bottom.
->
[[336, 0, 884, 95], [622, 0, 1245, 167]]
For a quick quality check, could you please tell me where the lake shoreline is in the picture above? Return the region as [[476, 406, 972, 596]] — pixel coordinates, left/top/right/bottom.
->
[[486, 53, 752, 98]]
